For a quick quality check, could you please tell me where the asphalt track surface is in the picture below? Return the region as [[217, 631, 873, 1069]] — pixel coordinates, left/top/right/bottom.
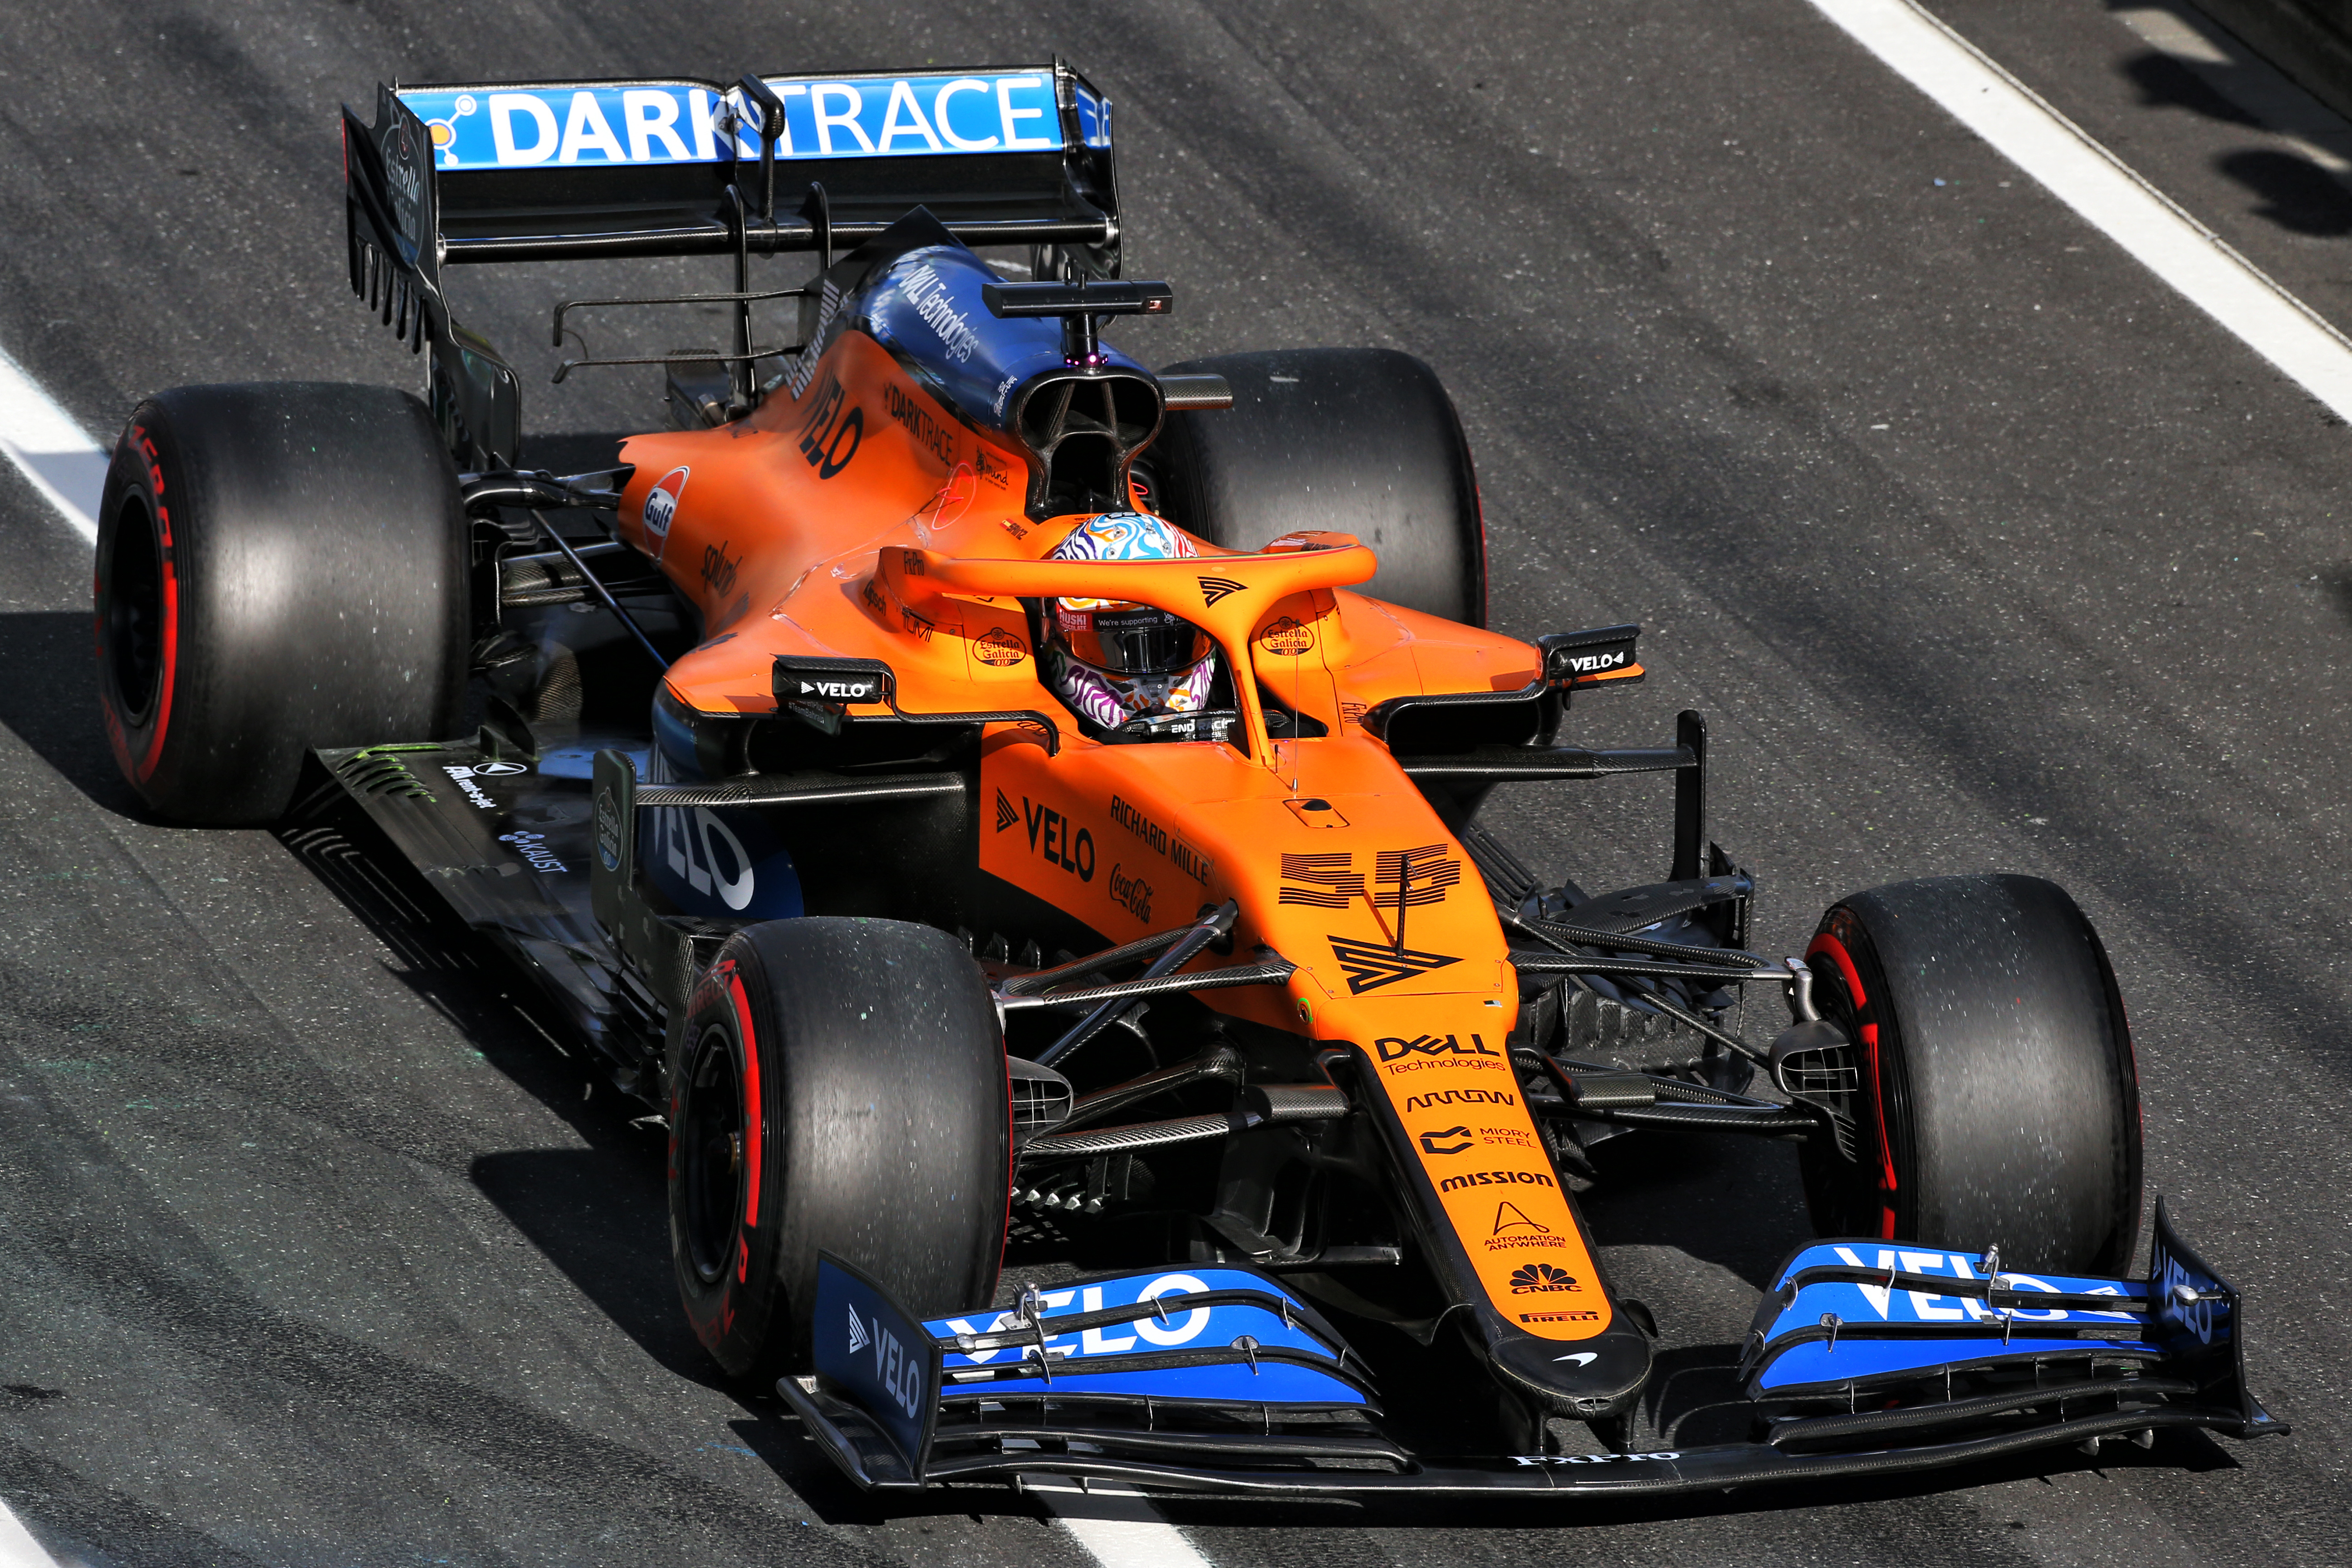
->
[[0, 0, 2347, 1563]]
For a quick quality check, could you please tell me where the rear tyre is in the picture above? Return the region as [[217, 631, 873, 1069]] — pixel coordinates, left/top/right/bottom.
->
[[1152, 348, 1487, 626], [1801, 875, 2141, 1274], [94, 382, 470, 825], [669, 916, 1010, 1379]]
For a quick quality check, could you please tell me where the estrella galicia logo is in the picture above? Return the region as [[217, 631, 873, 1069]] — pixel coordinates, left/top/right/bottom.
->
[[594, 787, 623, 872], [1328, 936, 1461, 994], [1509, 1264, 1581, 1295], [1418, 1126, 1474, 1155], [1197, 575, 1245, 606]]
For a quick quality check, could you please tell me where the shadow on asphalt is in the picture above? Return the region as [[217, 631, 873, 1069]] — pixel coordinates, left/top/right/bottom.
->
[[0, 610, 145, 818], [2217, 148, 2352, 235], [2121, 49, 2260, 127]]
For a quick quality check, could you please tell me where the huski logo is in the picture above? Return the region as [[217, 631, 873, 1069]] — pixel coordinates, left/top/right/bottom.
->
[[1329, 936, 1460, 994], [1197, 575, 1245, 606], [846, 1305, 871, 1355]]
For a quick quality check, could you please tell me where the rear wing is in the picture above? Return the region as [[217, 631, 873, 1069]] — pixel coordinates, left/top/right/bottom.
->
[[341, 63, 1120, 465]]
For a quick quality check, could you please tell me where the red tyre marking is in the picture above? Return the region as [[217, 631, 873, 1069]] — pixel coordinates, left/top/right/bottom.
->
[[118, 429, 179, 784], [140, 545, 178, 782], [1808, 931, 1900, 1206], [728, 970, 763, 1229]]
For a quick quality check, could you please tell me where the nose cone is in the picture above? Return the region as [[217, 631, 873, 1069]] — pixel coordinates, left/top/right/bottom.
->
[[1485, 1310, 1655, 1420]]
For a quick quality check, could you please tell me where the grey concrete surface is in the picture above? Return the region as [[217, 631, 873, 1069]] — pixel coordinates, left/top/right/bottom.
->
[[0, 0, 2346, 1563]]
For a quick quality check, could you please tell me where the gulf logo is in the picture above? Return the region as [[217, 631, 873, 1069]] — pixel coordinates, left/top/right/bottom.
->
[[643, 466, 688, 552]]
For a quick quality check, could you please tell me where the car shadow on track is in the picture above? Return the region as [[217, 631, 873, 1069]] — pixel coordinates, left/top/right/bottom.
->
[[0, 610, 147, 817]]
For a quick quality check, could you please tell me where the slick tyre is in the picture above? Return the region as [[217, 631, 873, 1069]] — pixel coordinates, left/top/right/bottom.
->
[[1801, 875, 2141, 1274], [668, 916, 1010, 1380], [1153, 348, 1486, 626], [94, 382, 470, 825]]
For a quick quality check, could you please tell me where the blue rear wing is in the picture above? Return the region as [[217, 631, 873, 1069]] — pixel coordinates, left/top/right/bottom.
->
[[358, 64, 1117, 265], [338, 61, 1120, 466]]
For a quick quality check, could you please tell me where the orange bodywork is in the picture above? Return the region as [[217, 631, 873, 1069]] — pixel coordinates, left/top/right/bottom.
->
[[613, 327, 1628, 1340]]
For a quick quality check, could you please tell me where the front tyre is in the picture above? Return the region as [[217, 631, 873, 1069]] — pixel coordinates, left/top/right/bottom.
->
[[95, 383, 470, 825], [669, 916, 1010, 1379], [1801, 874, 2141, 1274]]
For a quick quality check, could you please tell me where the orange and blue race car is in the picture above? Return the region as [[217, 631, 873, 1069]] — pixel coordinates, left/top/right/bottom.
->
[[89, 63, 2281, 1499]]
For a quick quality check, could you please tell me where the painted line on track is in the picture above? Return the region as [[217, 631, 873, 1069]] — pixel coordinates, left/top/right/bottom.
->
[[1806, 0, 2352, 421], [0, 1500, 62, 1568], [1025, 1475, 1216, 1568], [0, 343, 104, 544]]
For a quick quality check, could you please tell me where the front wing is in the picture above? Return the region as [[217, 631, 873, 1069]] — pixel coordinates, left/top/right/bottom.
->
[[781, 1203, 2281, 1499]]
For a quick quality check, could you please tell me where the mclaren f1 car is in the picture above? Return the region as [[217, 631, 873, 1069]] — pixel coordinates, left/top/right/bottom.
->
[[88, 63, 2281, 1499]]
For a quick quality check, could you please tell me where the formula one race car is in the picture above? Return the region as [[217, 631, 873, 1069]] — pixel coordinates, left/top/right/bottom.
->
[[90, 64, 2283, 1499]]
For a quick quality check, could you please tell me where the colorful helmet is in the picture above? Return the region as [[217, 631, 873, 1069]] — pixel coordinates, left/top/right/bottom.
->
[[1044, 512, 1218, 728], [1047, 513, 1214, 678]]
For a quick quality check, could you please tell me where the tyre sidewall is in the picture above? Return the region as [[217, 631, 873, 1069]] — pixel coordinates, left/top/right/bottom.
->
[[96, 417, 181, 795], [669, 955, 794, 1378]]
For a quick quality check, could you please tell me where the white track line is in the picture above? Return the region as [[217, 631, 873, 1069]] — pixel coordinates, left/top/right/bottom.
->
[[1026, 1475, 1216, 1568], [0, 344, 104, 544], [1806, 0, 2352, 421], [0, 1500, 62, 1568]]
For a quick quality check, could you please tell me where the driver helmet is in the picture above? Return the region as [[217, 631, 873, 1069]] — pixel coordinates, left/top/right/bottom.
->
[[1044, 512, 1218, 730]]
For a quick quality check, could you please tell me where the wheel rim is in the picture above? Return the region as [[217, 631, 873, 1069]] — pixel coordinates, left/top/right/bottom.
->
[[680, 1024, 747, 1286], [103, 495, 163, 723]]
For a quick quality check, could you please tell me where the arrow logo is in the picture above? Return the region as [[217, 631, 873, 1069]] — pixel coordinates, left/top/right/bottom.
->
[[846, 1305, 870, 1354], [1327, 935, 1461, 995], [994, 788, 1019, 833]]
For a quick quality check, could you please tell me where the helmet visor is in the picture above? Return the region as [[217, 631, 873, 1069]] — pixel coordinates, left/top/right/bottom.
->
[[1058, 605, 1213, 676]]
